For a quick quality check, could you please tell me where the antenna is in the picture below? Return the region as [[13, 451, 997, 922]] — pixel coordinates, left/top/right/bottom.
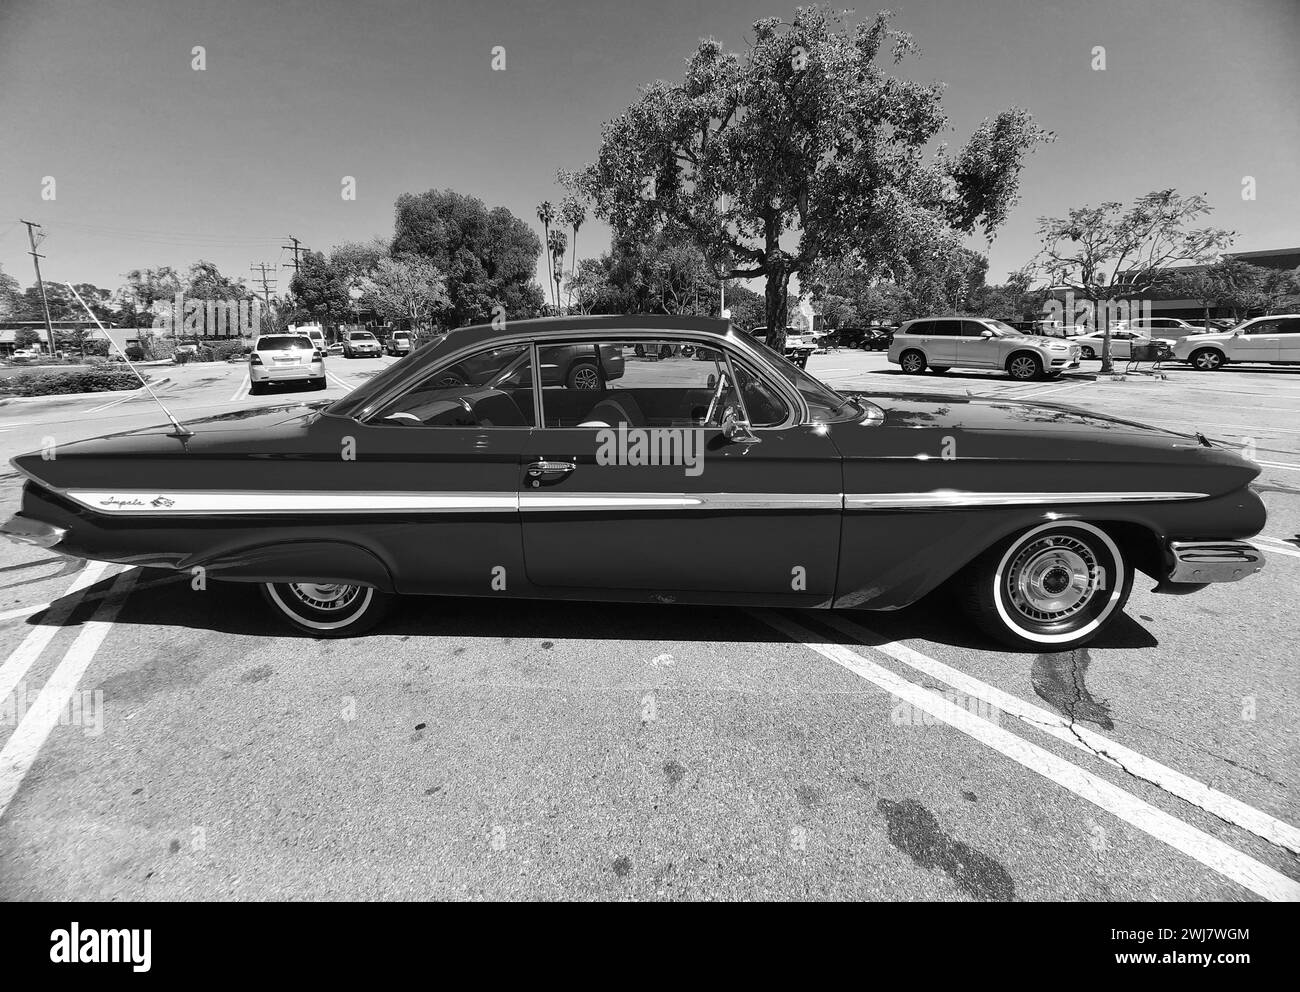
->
[[65, 282, 195, 439]]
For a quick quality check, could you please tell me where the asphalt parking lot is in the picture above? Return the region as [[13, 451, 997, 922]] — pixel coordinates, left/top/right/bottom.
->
[[0, 350, 1296, 900]]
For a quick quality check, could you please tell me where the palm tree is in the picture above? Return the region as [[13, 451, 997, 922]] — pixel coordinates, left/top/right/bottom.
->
[[560, 195, 587, 309], [536, 201, 557, 311], [547, 230, 568, 314]]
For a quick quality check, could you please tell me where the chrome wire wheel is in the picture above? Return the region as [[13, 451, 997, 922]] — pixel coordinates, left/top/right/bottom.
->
[[1004, 536, 1098, 624], [262, 581, 391, 637]]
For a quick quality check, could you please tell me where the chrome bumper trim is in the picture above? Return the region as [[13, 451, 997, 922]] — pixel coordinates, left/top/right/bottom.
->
[[0, 514, 67, 549], [1168, 541, 1265, 583]]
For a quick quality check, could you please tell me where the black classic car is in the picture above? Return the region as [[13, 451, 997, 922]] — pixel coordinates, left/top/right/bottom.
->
[[1, 315, 1266, 648]]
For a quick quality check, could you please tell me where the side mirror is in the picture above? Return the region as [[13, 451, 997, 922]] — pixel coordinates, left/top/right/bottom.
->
[[722, 413, 760, 445], [706, 373, 717, 389], [980, 329, 994, 338]]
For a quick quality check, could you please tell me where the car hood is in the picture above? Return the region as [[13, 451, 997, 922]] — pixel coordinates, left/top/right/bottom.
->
[[848, 390, 1192, 437]]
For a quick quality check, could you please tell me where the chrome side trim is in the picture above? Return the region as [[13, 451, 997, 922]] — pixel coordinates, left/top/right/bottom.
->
[[519, 492, 840, 512], [62, 490, 842, 516], [65, 491, 519, 515], [845, 490, 1208, 509], [1168, 541, 1265, 583]]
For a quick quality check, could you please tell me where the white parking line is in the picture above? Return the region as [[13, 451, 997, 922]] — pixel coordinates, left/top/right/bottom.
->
[[0, 569, 135, 822], [0, 561, 110, 709], [0, 602, 52, 624], [227, 373, 250, 403], [753, 610, 1300, 901], [1251, 535, 1300, 560], [85, 389, 145, 415], [1016, 379, 1089, 399], [327, 372, 353, 392], [1255, 459, 1300, 472], [820, 613, 1300, 856]]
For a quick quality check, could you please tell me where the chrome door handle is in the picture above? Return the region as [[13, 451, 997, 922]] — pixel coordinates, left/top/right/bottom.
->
[[526, 460, 575, 478]]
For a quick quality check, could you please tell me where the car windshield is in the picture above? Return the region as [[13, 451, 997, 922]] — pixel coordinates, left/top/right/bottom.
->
[[257, 336, 313, 351], [350, 333, 375, 341], [753, 344, 860, 422]]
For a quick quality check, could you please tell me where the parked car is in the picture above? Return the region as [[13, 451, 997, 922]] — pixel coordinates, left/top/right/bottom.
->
[[1116, 317, 1205, 340], [386, 331, 413, 357], [0, 314, 1265, 648], [1070, 328, 1174, 361], [888, 317, 1081, 380], [749, 326, 816, 367], [836, 326, 894, 351], [435, 340, 624, 390], [247, 333, 325, 394], [1172, 314, 1300, 370], [342, 330, 382, 358], [290, 324, 327, 352]]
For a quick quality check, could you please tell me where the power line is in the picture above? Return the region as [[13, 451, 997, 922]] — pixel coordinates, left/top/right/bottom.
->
[[249, 262, 278, 307]]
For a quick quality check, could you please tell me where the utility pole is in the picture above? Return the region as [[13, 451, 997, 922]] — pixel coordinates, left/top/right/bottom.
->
[[281, 237, 307, 296], [249, 262, 277, 308], [19, 219, 57, 355]]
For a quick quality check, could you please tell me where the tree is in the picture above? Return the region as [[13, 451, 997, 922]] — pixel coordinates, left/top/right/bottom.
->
[[394, 189, 545, 325], [547, 229, 568, 312], [14, 328, 43, 349], [575, 5, 1051, 352], [1166, 262, 1234, 331], [1035, 189, 1234, 371], [361, 255, 451, 332], [536, 201, 557, 310], [330, 239, 389, 326], [185, 260, 250, 302], [723, 283, 766, 329], [566, 234, 722, 317], [0, 264, 20, 320], [559, 188, 588, 309], [122, 267, 182, 329], [290, 251, 352, 328]]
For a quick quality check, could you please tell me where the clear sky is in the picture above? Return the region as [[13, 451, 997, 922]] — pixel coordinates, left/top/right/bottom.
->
[[1, 0, 1296, 297]]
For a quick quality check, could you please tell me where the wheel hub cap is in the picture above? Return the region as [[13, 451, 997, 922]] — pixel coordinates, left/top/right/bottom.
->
[[1006, 537, 1098, 622], [287, 582, 361, 612]]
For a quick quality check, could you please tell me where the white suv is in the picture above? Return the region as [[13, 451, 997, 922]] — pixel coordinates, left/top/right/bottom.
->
[[248, 334, 325, 394], [888, 317, 1080, 381], [1172, 314, 1300, 370]]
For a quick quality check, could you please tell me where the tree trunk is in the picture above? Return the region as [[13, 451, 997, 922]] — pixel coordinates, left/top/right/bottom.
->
[[1096, 297, 1114, 374], [764, 252, 790, 355]]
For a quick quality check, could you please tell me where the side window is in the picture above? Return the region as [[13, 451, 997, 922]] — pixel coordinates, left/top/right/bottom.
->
[[1277, 319, 1300, 334], [368, 343, 534, 427], [960, 320, 987, 338], [1247, 321, 1280, 335], [536, 339, 736, 429], [933, 320, 961, 336], [906, 321, 931, 336]]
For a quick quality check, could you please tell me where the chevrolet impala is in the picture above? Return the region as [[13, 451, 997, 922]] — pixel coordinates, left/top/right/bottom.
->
[[0, 315, 1266, 649]]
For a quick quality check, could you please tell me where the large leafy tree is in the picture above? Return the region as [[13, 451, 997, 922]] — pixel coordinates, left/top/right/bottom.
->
[[568, 234, 722, 317], [393, 189, 545, 325], [575, 5, 1051, 351], [1035, 189, 1234, 371], [0, 264, 20, 320], [185, 260, 250, 301], [121, 266, 183, 329], [290, 251, 352, 328], [361, 254, 450, 332]]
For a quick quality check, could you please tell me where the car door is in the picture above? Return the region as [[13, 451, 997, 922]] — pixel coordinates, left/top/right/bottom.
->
[[926, 320, 962, 366], [352, 341, 535, 595], [958, 320, 994, 367], [518, 333, 842, 604], [1274, 317, 1300, 363], [1229, 319, 1282, 363]]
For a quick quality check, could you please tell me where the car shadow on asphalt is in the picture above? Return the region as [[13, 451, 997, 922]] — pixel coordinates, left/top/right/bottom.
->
[[28, 568, 1159, 655]]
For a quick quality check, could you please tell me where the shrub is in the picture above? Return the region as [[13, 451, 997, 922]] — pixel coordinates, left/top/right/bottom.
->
[[5, 367, 145, 397], [210, 339, 248, 361], [124, 344, 145, 361]]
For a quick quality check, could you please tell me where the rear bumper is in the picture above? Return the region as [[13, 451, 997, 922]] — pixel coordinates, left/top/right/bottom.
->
[[251, 363, 324, 381], [0, 513, 66, 549], [1167, 540, 1264, 583]]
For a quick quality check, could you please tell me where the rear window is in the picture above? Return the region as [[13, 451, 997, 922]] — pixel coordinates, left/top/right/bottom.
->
[[257, 336, 313, 351]]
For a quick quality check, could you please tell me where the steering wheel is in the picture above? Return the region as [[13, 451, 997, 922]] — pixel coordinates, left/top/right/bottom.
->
[[703, 371, 731, 426]]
